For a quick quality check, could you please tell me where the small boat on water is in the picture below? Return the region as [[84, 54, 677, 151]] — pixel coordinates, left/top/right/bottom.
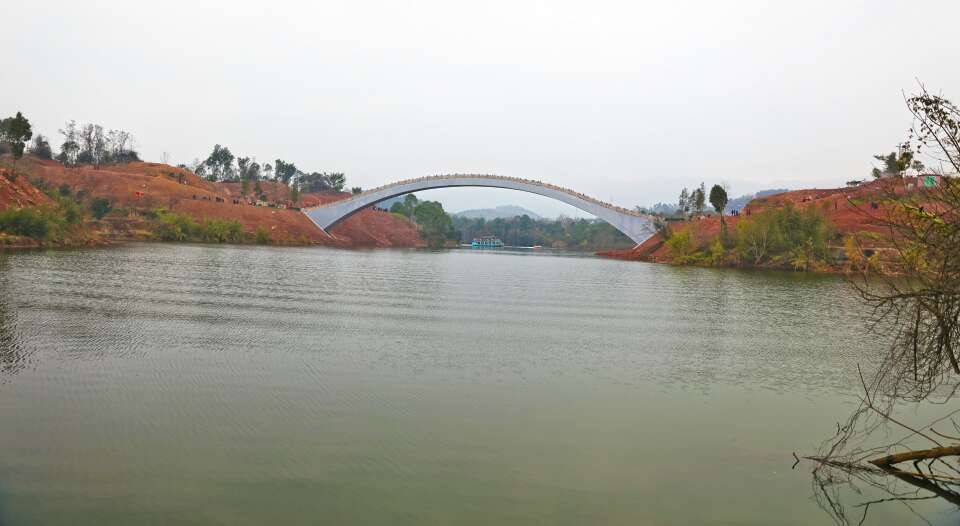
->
[[471, 236, 504, 248]]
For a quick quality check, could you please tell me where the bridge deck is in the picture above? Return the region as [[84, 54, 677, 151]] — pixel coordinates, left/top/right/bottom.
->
[[302, 174, 656, 246]]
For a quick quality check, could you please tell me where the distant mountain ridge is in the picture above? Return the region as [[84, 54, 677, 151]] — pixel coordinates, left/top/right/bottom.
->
[[726, 188, 789, 212], [642, 188, 789, 215], [452, 205, 543, 220]]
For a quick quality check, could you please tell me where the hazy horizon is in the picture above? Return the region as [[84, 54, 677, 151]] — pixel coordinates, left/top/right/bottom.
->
[[4, 0, 959, 217]]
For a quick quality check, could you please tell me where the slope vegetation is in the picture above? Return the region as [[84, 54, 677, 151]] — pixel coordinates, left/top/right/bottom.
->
[[601, 178, 915, 270], [1, 156, 418, 248]]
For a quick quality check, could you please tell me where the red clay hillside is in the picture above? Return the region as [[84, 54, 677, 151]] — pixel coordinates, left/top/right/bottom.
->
[[0, 155, 418, 248]]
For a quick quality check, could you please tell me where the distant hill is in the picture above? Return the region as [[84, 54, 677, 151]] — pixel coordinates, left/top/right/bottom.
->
[[643, 202, 679, 215], [453, 205, 543, 220], [727, 188, 789, 212], [638, 189, 788, 216]]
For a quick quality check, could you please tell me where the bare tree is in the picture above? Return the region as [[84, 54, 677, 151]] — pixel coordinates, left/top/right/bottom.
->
[[92, 125, 107, 168], [57, 120, 79, 166], [806, 83, 960, 524], [847, 85, 960, 403]]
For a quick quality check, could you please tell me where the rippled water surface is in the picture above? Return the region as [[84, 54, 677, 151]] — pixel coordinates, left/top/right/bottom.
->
[[0, 244, 943, 524]]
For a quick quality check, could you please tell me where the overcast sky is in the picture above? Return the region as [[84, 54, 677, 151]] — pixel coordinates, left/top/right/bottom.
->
[[4, 0, 959, 217]]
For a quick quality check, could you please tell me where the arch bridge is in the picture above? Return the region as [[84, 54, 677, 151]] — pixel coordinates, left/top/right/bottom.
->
[[302, 174, 656, 246]]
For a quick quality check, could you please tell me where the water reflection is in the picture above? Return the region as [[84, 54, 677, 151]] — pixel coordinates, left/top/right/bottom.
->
[[811, 454, 960, 525], [0, 244, 943, 525], [0, 256, 26, 377], [806, 388, 960, 525]]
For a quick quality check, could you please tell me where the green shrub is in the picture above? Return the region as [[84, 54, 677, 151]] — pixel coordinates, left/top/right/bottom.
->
[[662, 204, 834, 270], [0, 207, 51, 238], [202, 219, 243, 243], [664, 227, 701, 263], [255, 226, 270, 244], [654, 218, 671, 241], [143, 208, 165, 220], [89, 198, 111, 219], [56, 197, 81, 224], [0, 205, 70, 241], [154, 211, 244, 244], [156, 211, 199, 241], [108, 206, 133, 217], [708, 237, 728, 266], [733, 204, 833, 268]]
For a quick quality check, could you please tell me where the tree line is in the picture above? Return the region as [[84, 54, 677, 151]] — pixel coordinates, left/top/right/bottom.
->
[[675, 182, 729, 221], [0, 112, 354, 203], [188, 144, 350, 201], [56, 120, 140, 167], [388, 194, 456, 248], [1, 112, 141, 171], [386, 195, 634, 250], [452, 213, 634, 250]]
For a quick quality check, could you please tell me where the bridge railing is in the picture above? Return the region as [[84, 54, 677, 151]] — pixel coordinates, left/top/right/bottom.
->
[[303, 174, 647, 218]]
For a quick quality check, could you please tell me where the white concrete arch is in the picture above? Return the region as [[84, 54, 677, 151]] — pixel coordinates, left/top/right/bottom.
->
[[302, 174, 655, 246]]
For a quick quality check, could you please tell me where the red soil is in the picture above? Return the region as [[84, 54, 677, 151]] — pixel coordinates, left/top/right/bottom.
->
[[0, 168, 53, 208], [218, 180, 292, 203], [1, 156, 418, 248], [601, 178, 916, 263], [744, 181, 895, 237]]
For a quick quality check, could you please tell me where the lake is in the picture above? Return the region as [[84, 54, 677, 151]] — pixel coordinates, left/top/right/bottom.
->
[[0, 244, 947, 524]]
